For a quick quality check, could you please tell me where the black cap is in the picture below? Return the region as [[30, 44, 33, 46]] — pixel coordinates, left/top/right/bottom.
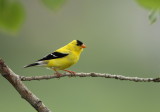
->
[[76, 40, 83, 46]]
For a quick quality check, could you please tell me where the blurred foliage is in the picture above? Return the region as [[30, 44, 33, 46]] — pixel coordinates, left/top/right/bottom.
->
[[136, 0, 160, 24], [0, 0, 25, 33], [41, 0, 66, 10], [0, 0, 159, 34], [0, 0, 66, 34], [148, 10, 159, 24], [136, 0, 160, 9]]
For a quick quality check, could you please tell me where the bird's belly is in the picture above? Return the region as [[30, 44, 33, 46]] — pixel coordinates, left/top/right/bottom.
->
[[47, 55, 79, 70]]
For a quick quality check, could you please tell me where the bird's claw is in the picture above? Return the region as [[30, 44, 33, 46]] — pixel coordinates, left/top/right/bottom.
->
[[64, 70, 76, 77], [54, 72, 62, 79]]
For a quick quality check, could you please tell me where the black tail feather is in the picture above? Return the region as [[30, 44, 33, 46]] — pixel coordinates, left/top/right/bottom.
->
[[24, 63, 39, 68]]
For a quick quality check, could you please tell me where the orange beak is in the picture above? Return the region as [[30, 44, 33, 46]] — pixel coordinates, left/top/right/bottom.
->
[[81, 44, 86, 48]]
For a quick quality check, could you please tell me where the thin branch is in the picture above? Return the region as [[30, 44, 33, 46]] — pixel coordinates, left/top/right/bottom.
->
[[0, 59, 52, 112], [20, 72, 160, 82]]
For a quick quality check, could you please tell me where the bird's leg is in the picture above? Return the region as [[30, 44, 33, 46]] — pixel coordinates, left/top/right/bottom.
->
[[53, 68, 62, 78], [63, 70, 76, 76]]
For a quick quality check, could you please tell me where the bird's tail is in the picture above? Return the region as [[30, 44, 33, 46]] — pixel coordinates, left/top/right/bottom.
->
[[24, 61, 45, 68], [24, 63, 39, 68]]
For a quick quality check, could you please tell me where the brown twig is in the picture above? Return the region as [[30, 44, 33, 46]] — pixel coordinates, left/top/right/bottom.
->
[[0, 59, 51, 112], [20, 72, 160, 82]]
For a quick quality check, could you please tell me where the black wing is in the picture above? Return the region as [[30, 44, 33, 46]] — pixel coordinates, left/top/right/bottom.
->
[[38, 52, 69, 61]]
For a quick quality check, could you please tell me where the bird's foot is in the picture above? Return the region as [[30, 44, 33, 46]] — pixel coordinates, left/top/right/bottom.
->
[[63, 70, 76, 77], [54, 72, 62, 79], [52, 68, 62, 79]]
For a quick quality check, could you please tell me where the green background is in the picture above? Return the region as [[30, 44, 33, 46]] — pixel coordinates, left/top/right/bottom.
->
[[0, 0, 160, 112]]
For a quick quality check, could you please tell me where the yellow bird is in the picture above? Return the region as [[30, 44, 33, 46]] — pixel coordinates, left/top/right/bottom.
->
[[24, 40, 86, 77]]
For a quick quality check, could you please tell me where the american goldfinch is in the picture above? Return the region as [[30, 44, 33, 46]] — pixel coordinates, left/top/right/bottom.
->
[[24, 40, 86, 77]]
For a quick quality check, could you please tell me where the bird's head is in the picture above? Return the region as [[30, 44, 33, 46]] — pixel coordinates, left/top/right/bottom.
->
[[67, 40, 86, 53]]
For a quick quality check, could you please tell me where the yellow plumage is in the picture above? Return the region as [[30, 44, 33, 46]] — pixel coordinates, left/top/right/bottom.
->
[[24, 40, 86, 76]]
